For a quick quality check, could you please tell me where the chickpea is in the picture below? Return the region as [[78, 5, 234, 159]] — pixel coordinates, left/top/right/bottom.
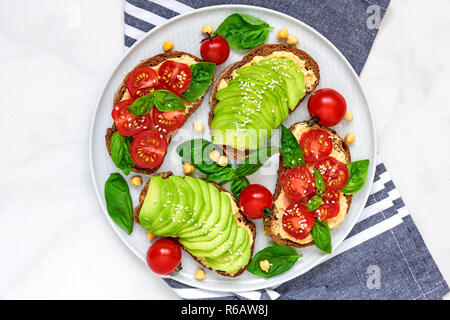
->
[[162, 41, 174, 52], [260, 260, 271, 273], [193, 121, 205, 132], [277, 28, 289, 40], [146, 232, 156, 242], [286, 34, 299, 46], [194, 268, 206, 281], [201, 25, 213, 35], [130, 176, 142, 186], [345, 133, 356, 145], [209, 150, 221, 162], [217, 155, 228, 167], [344, 111, 354, 121], [183, 163, 195, 175]]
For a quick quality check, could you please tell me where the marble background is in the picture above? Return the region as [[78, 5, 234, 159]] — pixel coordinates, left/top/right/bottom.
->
[[0, 0, 448, 299]]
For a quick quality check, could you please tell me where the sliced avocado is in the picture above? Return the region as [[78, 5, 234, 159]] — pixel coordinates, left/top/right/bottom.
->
[[175, 176, 205, 236], [139, 176, 165, 231], [211, 126, 267, 151], [212, 103, 273, 131]]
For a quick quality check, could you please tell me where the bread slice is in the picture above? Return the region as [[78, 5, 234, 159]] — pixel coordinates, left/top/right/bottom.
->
[[209, 44, 320, 160], [133, 172, 256, 277], [264, 121, 353, 248], [105, 51, 213, 175]]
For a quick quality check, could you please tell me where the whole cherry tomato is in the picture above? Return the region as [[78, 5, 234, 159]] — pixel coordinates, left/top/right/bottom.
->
[[307, 88, 347, 127], [238, 184, 273, 219], [200, 35, 230, 65], [146, 238, 181, 275]]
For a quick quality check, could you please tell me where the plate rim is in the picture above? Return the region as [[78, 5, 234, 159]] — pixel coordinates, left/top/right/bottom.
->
[[89, 4, 377, 293]]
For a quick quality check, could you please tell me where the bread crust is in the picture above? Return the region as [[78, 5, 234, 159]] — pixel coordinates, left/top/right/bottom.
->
[[208, 44, 321, 159], [134, 172, 256, 277], [105, 51, 212, 175], [264, 121, 353, 248]]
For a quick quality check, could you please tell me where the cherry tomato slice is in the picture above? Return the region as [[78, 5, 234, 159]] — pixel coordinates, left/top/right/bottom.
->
[[314, 157, 349, 190], [111, 99, 152, 136], [126, 67, 160, 98], [146, 239, 181, 275], [152, 108, 186, 132], [281, 166, 316, 203], [313, 189, 340, 221], [238, 184, 273, 220], [300, 129, 333, 164], [158, 61, 192, 95], [282, 203, 315, 240], [130, 130, 168, 169]]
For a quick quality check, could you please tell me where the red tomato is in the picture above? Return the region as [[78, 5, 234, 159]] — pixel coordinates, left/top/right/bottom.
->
[[282, 203, 315, 240], [281, 166, 316, 203], [314, 157, 349, 190], [313, 189, 340, 221], [111, 99, 152, 136], [200, 35, 230, 65], [158, 61, 192, 95], [300, 129, 333, 164], [130, 130, 168, 169], [307, 88, 347, 127], [146, 238, 181, 275], [152, 108, 186, 132], [238, 184, 273, 219], [126, 67, 160, 98]]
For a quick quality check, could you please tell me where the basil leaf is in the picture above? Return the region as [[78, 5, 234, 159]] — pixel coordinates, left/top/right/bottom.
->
[[235, 146, 280, 177], [247, 245, 302, 278], [311, 219, 332, 254], [151, 89, 185, 111], [214, 13, 272, 50], [176, 139, 230, 174], [104, 173, 134, 234], [127, 94, 154, 116], [306, 195, 323, 212], [110, 132, 134, 175], [230, 176, 250, 200], [314, 169, 326, 194], [280, 125, 305, 168], [340, 159, 370, 194], [181, 62, 215, 102], [205, 167, 237, 185]]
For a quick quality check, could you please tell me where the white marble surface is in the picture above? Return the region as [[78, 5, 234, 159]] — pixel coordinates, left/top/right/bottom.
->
[[0, 0, 448, 299]]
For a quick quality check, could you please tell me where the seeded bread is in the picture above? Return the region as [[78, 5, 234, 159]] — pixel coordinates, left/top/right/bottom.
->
[[264, 121, 353, 248], [105, 51, 213, 175], [209, 44, 320, 160], [133, 172, 256, 277]]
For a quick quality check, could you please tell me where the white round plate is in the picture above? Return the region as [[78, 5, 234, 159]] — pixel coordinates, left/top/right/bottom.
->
[[89, 5, 376, 293]]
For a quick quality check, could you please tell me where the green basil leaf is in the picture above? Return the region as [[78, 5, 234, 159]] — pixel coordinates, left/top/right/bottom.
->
[[176, 138, 230, 174], [340, 159, 370, 194], [104, 173, 134, 234], [230, 176, 250, 200], [181, 62, 215, 102], [205, 167, 237, 185], [314, 169, 326, 193], [311, 219, 332, 254], [280, 125, 305, 168], [110, 132, 134, 175], [127, 94, 154, 116], [152, 89, 185, 111], [214, 13, 272, 50], [235, 146, 280, 177], [246, 245, 302, 278], [306, 195, 323, 212]]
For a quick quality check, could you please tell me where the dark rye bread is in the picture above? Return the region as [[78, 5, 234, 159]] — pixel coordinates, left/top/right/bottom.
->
[[133, 172, 256, 278], [208, 44, 320, 160], [264, 121, 353, 248], [105, 51, 212, 175]]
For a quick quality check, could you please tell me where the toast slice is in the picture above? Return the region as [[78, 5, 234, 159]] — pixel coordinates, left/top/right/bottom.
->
[[265, 121, 353, 248], [133, 172, 256, 277], [105, 51, 213, 175], [209, 44, 320, 160]]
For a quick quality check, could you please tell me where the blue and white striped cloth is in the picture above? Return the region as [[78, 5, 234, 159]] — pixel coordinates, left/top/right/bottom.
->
[[122, 0, 449, 300]]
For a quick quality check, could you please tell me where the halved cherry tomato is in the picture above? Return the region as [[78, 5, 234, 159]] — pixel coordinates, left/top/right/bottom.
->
[[146, 238, 181, 275], [152, 108, 186, 132], [238, 184, 273, 220], [314, 157, 349, 190], [300, 129, 333, 164], [111, 99, 152, 136], [126, 67, 160, 98], [281, 166, 316, 203], [282, 203, 315, 240], [313, 189, 340, 221], [158, 61, 192, 95], [130, 130, 168, 169]]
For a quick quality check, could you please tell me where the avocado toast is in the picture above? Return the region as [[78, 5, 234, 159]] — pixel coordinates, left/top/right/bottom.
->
[[265, 121, 353, 248], [106, 51, 213, 175], [133, 172, 256, 277], [209, 44, 320, 159]]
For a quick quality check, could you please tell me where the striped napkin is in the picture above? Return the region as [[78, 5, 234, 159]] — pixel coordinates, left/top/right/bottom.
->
[[122, 0, 449, 300]]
